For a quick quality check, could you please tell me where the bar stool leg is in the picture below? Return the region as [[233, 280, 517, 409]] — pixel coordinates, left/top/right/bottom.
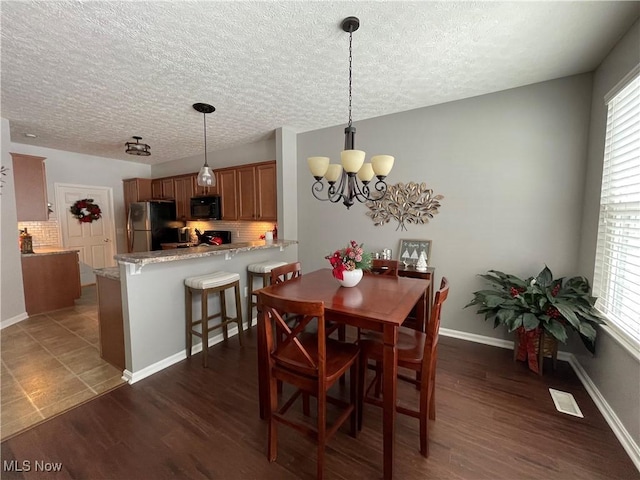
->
[[220, 290, 228, 342], [186, 286, 193, 358], [235, 281, 244, 346], [202, 290, 209, 368], [247, 271, 254, 326]]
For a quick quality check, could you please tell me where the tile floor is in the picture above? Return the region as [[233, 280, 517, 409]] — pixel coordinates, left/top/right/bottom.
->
[[1, 285, 126, 441]]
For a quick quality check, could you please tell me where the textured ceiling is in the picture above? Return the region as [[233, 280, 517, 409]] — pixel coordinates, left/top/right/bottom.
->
[[1, 1, 639, 165]]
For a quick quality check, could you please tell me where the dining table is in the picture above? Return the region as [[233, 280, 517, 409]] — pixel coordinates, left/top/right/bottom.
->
[[256, 268, 429, 480]]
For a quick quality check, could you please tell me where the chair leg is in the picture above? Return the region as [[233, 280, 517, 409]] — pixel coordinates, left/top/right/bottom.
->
[[185, 286, 192, 358], [267, 374, 278, 462], [374, 361, 382, 398], [201, 291, 209, 368], [235, 282, 243, 346], [357, 354, 365, 431], [350, 361, 358, 437], [317, 389, 326, 480], [419, 368, 430, 457], [338, 326, 346, 386], [220, 290, 229, 342], [246, 272, 253, 327]]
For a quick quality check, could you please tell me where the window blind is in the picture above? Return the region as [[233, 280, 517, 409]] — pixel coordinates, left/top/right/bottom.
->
[[593, 72, 640, 345]]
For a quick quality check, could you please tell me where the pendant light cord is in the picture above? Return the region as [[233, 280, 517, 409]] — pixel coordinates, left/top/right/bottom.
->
[[203, 113, 209, 167], [348, 26, 353, 128]]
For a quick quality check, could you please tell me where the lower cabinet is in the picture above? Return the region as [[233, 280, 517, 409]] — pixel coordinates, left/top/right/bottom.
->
[[21, 251, 81, 315], [96, 275, 125, 370]]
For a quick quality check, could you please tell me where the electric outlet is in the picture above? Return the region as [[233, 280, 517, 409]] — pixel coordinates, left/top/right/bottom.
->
[[236, 230, 240, 238], [244, 286, 248, 298]]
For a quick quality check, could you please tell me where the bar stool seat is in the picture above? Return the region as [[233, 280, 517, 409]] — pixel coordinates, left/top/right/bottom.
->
[[185, 271, 243, 367], [247, 261, 287, 321]]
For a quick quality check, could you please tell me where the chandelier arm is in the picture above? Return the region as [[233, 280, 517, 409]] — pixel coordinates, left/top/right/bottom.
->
[[311, 179, 328, 201]]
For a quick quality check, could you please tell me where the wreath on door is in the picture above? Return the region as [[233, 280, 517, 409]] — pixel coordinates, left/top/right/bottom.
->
[[70, 198, 102, 223]]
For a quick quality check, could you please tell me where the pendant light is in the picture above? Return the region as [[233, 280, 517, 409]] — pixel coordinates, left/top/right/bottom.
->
[[307, 16, 394, 209], [193, 102, 216, 188], [125, 136, 151, 156]]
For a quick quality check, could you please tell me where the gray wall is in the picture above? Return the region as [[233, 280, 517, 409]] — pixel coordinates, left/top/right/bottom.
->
[[297, 73, 592, 342], [576, 19, 640, 446], [151, 137, 275, 178]]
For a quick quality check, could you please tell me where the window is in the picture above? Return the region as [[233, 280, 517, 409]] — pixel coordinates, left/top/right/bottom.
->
[[593, 69, 640, 347]]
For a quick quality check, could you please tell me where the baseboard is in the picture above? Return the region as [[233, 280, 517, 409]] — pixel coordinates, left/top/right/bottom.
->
[[0, 312, 28, 330], [567, 354, 640, 471], [124, 319, 255, 385], [439, 327, 639, 472]]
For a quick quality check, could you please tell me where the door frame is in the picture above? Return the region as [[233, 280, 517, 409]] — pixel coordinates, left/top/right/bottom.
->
[[54, 182, 117, 274]]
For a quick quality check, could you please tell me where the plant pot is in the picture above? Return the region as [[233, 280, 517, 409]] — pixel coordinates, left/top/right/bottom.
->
[[514, 326, 558, 375], [336, 269, 363, 288]]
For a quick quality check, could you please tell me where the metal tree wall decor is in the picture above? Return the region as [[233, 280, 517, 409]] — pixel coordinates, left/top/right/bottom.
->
[[365, 182, 444, 231]]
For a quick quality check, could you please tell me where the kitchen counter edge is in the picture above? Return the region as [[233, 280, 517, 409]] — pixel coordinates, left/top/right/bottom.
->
[[114, 239, 298, 267]]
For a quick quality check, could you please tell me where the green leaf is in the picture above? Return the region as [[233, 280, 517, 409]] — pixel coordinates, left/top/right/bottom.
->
[[508, 314, 523, 332], [496, 309, 516, 325], [544, 319, 568, 343], [536, 266, 554, 288], [522, 313, 540, 331], [484, 295, 506, 308], [578, 322, 597, 341], [554, 303, 581, 329]]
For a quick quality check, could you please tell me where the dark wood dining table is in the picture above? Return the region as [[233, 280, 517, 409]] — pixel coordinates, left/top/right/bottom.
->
[[256, 268, 429, 480]]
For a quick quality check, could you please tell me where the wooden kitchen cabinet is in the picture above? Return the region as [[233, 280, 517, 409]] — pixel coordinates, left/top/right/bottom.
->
[[11, 153, 49, 221], [237, 161, 277, 221], [21, 251, 81, 315], [217, 168, 238, 220], [123, 178, 152, 216], [173, 175, 195, 220], [150, 178, 174, 200]]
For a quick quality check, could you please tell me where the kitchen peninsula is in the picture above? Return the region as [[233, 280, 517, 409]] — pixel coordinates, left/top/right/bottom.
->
[[96, 239, 297, 383]]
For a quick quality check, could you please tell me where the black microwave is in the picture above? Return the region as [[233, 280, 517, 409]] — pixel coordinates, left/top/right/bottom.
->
[[190, 196, 221, 220]]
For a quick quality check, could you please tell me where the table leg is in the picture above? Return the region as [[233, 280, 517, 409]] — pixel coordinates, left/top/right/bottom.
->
[[257, 306, 267, 419], [382, 324, 398, 480]]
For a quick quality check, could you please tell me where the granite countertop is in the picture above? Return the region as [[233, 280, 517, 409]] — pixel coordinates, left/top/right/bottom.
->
[[114, 239, 298, 267], [21, 247, 80, 257], [94, 266, 120, 280]]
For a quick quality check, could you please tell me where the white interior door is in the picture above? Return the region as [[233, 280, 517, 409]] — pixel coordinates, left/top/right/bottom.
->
[[55, 184, 116, 286]]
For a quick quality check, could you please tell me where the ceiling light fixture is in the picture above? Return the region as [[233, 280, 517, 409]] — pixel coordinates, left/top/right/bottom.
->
[[307, 16, 394, 209], [193, 102, 216, 188], [125, 136, 151, 156]]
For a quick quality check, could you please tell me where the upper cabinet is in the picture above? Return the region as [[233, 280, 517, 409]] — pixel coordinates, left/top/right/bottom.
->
[[11, 153, 49, 221], [218, 168, 238, 220], [237, 161, 277, 221], [123, 178, 152, 222]]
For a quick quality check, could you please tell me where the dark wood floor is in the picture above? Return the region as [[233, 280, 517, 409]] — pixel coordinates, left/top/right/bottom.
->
[[1, 327, 637, 480]]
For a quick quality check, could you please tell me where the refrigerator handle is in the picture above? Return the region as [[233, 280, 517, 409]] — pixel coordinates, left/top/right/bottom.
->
[[126, 208, 133, 253]]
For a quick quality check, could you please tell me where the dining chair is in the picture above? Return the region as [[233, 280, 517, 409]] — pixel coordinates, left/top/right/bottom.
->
[[368, 259, 400, 277], [357, 277, 450, 457], [258, 290, 359, 480], [270, 261, 302, 284]]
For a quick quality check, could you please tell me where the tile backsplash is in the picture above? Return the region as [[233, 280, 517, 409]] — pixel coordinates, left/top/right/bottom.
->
[[186, 220, 276, 243], [18, 219, 61, 247]]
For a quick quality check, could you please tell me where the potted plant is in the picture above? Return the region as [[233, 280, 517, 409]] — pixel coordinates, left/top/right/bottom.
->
[[465, 266, 604, 373], [325, 240, 372, 287]]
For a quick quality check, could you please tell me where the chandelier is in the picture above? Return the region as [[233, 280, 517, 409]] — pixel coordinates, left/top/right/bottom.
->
[[193, 102, 216, 188], [125, 136, 150, 156], [307, 16, 394, 209]]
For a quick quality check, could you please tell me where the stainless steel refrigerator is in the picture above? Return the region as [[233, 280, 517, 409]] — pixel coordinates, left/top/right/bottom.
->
[[127, 201, 179, 252]]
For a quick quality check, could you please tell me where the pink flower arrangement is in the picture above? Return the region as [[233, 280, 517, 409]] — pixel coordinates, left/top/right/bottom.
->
[[325, 240, 372, 280]]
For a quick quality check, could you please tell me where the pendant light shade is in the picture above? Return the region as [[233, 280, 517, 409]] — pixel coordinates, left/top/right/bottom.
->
[[125, 136, 151, 156], [193, 102, 216, 188], [306, 16, 394, 209]]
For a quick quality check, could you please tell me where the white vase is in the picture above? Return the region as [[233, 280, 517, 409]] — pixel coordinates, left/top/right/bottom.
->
[[337, 268, 363, 288]]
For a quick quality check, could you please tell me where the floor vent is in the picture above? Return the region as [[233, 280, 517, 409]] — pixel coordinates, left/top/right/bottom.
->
[[549, 388, 584, 418]]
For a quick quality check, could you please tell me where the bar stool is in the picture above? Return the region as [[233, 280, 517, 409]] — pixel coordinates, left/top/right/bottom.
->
[[185, 271, 243, 368], [247, 261, 287, 321]]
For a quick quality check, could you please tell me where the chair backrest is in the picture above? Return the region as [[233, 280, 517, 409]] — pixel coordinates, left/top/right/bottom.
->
[[258, 290, 325, 378], [368, 259, 399, 277], [270, 262, 302, 285], [422, 277, 450, 373]]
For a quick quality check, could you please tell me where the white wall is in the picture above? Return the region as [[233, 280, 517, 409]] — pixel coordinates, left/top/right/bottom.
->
[[151, 137, 275, 178], [297, 74, 593, 341], [1, 118, 26, 325], [576, 19, 640, 447]]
